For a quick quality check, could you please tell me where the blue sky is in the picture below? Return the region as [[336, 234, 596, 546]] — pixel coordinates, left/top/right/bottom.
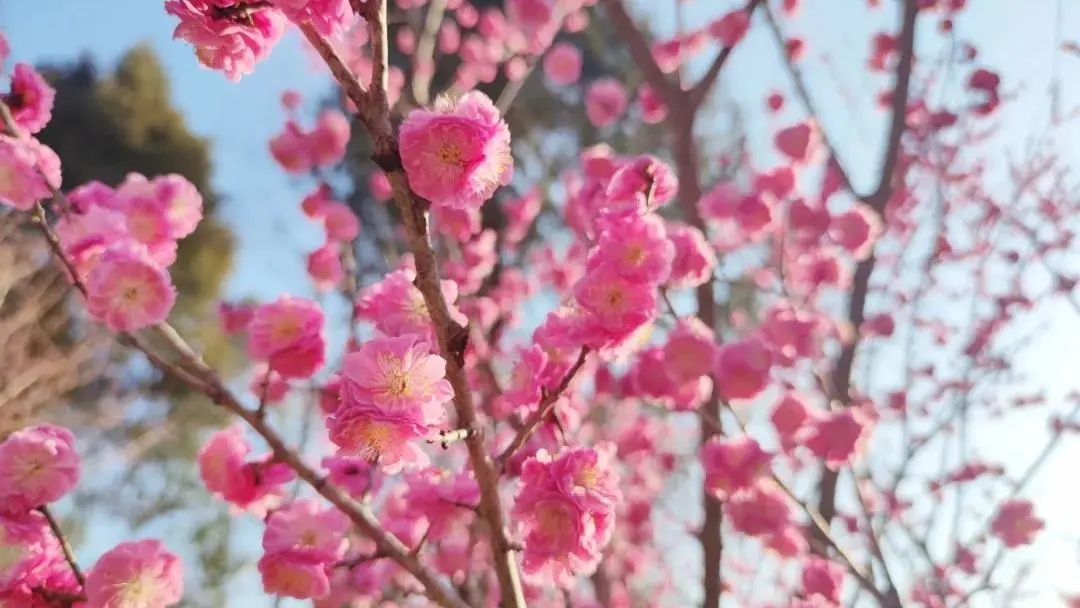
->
[[5, 0, 1080, 605]]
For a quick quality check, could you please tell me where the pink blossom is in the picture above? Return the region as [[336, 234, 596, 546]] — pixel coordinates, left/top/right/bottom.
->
[[326, 404, 432, 473], [805, 407, 873, 469], [506, 0, 560, 52], [338, 334, 453, 414], [321, 455, 379, 498], [771, 392, 814, 439], [726, 483, 793, 538], [0, 510, 60, 590], [789, 198, 832, 244], [802, 557, 845, 602], [432, 204, 482, 241], [86, 244, 177, 332], [702, 436, 772, 500], [401, 468, 480, 535], [198, 425, 295, 513], [84, 540, 183, 608], [831, 203, 882, 260], [368, 170, 392, 202], [589, 214, 674, 285], [574, 265, 657, 346], [604, 155, 679, 214], [258, 549, 331, 599], [666, 222, 717, 288], [306, 242, 344, 291], [218, 301, 255, 334], [863, 312, 895, 337], [355, 269, 466, 342], [504, 189, 542, 245], [515, 492, 599, 586], [166, 0, 287, 81], [3, 63, 55, 134], [273, 0, 352, 37], [147, 174, 204, 239], [663, 317, 719, 382], [585, 78, 628, 127], [322, 201, 360, 242], [0, 135, 60, 209], [637, 84, 668, 123], [543, 42, 583, 86], [513, 446, 621, 586], [269, 119, 313, 174], [124, 195, 173, 250], [759, 301, 827, 365], [310, 109, 351, 166], [247, 296, 326, 379], [399, 91, 512, 210], [709, 9, 750, 47], [0, 424, 79, 513], [991, 499, 1043, 548], [774, 121, 818, 164], [66, 180, 116, 213], [715, 338, 772, 402], [264, 500, 349, 561]]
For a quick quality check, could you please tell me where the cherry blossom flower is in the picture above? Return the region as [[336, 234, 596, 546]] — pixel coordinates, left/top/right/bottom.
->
[[84, 540, 183, 608], [3, 63, 55, 134], [247, 296, 326, 379], [338, 334, 453, 413], [701, 436, 773, 501], [0, 135, 60, 209], [399, 91, 512, 210], [990, 499, 1044, 548], [166, 0, 287, 81], [584, 78, 628, 127], [543, 42, 583, 86], [0, 424, 79, 513], [715, 337, 772, 402], [85, 244, 177, 332]]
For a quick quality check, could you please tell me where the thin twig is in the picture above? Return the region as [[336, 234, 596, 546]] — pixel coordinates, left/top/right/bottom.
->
[[37, 505, 85, 586], [495, 347, 590, 467]]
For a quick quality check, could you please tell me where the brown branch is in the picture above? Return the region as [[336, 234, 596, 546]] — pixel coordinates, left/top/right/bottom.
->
[[598, 0, 680, 107], [760, 3, 856, 195], [689, 0, 765, 110], [815, 0, 920, 546], [38, 505, 85, 586], [304, 4, 528, 604], [495, 346, 590, 467]]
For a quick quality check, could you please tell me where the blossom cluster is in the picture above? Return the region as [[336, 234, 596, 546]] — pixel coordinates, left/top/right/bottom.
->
[[0, 426, 183, 607], [258, 499, 350, 599], [198, 424, 297, 515], [0, 59, 61, 210], [56, 172, 206, 332], [512, 445, 620, 586], [166, 0, 356, 81]]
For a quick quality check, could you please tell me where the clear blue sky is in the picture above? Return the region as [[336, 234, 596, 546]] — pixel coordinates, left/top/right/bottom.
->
[[4, 0, 1080, 605]]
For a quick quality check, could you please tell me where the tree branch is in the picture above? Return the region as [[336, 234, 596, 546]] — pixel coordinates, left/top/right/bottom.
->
[[598, 0, 680, 108], [495, 347, 590, 467], [815, 0, 920, 543], [38, 505, 85, 587], [303, 4, 528, 604], [689, 0, 765, 110]]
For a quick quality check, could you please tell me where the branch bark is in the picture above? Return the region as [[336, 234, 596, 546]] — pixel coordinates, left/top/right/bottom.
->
[[303, 3, 528, 603], [815, 1, 920, 547]]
